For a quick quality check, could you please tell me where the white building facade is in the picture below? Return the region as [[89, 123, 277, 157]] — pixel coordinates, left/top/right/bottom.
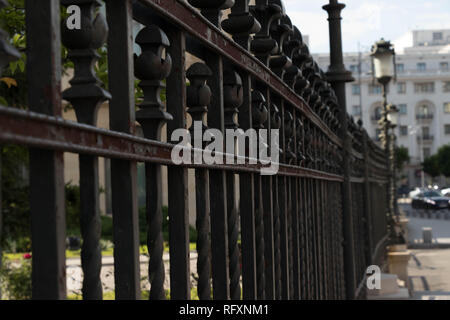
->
[[315, 30, 450, 188]]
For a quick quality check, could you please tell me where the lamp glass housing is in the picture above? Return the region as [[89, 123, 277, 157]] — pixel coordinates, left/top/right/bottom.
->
[[373, 52, 395, 79], [387, 106, 399, 126]]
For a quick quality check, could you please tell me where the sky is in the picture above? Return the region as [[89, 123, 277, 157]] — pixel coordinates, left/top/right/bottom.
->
[[283, 0, 450, 54]]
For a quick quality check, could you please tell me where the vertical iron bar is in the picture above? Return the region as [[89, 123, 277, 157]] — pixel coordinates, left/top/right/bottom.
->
[[204, 51, 230, 300], [262, 97, 275, 299], [224, 69, 244, 300], [195, 168, 212, 300], [278, 101, 289, 300], [25, 0, 66, 300], [222, 1, 259, 299], [61, 0, 111, 300], [106, 0, 141, 299], [239, 73, 257, 300], [134, 25, 173, 300], [166, 26, 191, 300], [186, 62, 213, 301]]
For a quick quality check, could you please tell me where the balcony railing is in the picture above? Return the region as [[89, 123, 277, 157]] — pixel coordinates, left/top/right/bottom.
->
[[416, 114, 434, 120], [417, 134, 434, 142], [371, 115, 382, 122]]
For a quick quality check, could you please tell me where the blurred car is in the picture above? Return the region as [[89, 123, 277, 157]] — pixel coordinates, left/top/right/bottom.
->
[[409, 187, 425, 199], [441, 187, 450, 197], [411, 190, 450, 210]]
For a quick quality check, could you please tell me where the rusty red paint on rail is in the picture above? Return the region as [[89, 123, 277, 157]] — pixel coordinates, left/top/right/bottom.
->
[[0, 106, 343, 182]]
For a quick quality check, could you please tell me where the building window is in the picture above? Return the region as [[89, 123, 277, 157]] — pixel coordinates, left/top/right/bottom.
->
[[400, 125, 408, 136], [417, 62, 426, 72], [352, 105, 361, 116], [397, 82, 406, 94], [369, 84, 383, 95], [352, 84, 360, 95], [373, 106, 382, 120], [414, 82, 434, 93], [399, 104, 407, 115], [441, 62, 449, 71], [444, 102, 450, 113], [396, 63, 404, 73], [423, 148, 431, 159], [443, 81, 450, 92], [418, 104, 432, 116], [433, 32, 443, 41], [349, 64, 359, 73], [375, 129, 382, 141], [445, 124, 450, 135]]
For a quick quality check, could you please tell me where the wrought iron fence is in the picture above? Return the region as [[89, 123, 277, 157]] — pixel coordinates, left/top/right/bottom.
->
[[0, 0, 389, 300]]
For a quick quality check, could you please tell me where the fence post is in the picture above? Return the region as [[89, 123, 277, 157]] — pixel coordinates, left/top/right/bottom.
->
[[135, 25, 173, 300], [61, 0, 111, 300], [25, 0, 67, 300], [166, 26, 192, 300], [187, 1, 234, 299], [323, 0, 357, 299], [106, 0, 141, 300], [186, 63, 213, 300], [222, 1, 260, 299]]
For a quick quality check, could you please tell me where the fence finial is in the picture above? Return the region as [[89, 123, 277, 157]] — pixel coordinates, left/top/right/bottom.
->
[[250, 0, 283, 65], [222, 0, 261, 49], [187, 0, 235, 28], [135, 24, 173, 301]]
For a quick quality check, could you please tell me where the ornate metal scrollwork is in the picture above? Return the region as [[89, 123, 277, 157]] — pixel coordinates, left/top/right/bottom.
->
[[268, 2, 293, 78], [284, 111, 296, 164]]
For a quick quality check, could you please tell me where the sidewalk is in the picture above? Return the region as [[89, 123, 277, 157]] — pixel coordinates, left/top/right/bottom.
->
[[408, 249, 450, 300], [66, 252, 198, 295], [403, 202, 450, 299]]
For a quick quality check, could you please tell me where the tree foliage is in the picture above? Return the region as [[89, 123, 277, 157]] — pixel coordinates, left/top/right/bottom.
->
[[395, 146, 410, 171], [437, 144, 450, 178], [423, 154, 441, 178]]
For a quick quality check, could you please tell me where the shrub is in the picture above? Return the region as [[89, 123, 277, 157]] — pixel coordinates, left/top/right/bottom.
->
[[0, 256, 32, 300]]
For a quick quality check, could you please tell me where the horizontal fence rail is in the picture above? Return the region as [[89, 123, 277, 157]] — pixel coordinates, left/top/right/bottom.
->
[[0, 0, 389, 300]]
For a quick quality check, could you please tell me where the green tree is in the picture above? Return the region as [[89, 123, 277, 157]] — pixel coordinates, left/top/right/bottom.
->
[[423, 154, 441, 178], [437, 144, 450, 178], [395, 146, 410, 171]]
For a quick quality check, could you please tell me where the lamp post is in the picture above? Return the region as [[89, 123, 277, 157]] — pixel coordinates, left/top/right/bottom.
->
[[370, 38, 402, 243], [387, 104, 399, 218]]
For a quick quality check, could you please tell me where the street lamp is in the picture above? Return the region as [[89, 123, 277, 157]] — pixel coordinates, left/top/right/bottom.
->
[[387, 104, 398, 128], [370, 38, 403, 244], [370, 38, 396, 85], [387, 104, 400, 219]]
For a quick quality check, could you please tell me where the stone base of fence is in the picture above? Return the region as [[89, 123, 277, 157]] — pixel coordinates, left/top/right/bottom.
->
[[387, 247, 411, 289]]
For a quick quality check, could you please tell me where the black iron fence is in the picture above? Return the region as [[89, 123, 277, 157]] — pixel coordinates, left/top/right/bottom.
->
[[0, 0, 389, 300]]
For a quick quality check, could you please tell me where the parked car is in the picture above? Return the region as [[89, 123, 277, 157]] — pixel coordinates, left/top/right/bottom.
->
[[411, 190, 450, 210]]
